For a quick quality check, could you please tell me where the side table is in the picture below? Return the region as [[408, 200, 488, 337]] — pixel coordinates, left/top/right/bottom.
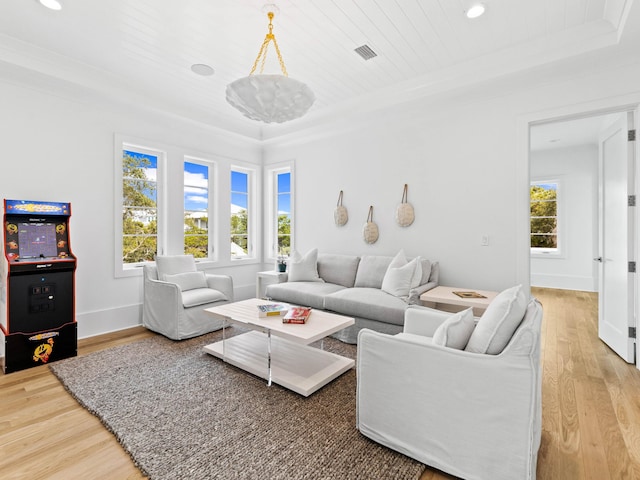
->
[[420, 286, 498, 317], [256, 270, 288, 298]]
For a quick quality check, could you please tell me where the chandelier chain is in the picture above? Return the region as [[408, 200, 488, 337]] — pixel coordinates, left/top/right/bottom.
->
[[248, 11, 288, 77]]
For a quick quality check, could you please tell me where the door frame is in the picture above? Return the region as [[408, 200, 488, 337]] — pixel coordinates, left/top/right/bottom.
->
[[516, 94, 640, 368]]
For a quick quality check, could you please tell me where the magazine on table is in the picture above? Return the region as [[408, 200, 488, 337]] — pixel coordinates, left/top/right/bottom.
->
[[282, 306, 312, 324]]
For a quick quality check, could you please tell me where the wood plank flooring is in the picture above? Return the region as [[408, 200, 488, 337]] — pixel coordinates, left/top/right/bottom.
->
[[1, 288, 639, 479]]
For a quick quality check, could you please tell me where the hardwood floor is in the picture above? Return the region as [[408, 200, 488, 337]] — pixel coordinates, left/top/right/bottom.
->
[[1, 288, 639, 479], [0, 327, 153, 479]]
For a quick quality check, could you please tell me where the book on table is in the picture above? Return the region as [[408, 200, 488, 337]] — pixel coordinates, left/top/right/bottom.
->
[[257, 303, 289, 317], [452, 291, 487, 299], [282, 306, 312, 324]]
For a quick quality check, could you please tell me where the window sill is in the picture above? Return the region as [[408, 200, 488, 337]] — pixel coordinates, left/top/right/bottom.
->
[[531, 250, 564, 259], [116, 263, 147, 278]]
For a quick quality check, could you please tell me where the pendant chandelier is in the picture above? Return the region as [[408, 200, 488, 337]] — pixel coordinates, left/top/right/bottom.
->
[[226, 8, 315, 124]]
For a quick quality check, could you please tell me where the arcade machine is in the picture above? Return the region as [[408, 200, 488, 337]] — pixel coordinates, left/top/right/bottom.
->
[[1, 199, 77, 373]]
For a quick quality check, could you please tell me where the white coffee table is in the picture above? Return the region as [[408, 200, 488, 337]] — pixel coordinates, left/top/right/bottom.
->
[[203, 298, 355, 397]]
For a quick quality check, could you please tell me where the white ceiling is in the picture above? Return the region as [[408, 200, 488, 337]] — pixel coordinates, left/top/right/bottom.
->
[[530, 113, 625, 151], [0, 0, 635, 140]]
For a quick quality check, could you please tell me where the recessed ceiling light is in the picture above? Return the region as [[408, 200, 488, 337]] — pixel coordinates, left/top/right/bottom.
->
[[191, 64, 215, 76], [466, 3, 486, 19], [38, 0, 62, 10]]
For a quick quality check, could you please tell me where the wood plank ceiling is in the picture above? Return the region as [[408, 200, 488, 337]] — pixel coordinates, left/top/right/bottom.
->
[[0, 0, 633, 139]]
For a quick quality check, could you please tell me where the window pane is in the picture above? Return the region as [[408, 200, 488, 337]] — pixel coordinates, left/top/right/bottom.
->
[[277, 172, 290, 193], [276, 172, 291, 255], [531, 234, 557, 248], [531, 217, 557, 234], [122, 235, 157, 263], [123, 207, 157, 234], [231, 170, 249, 257], [530, 182, 558, 250], [184, 161, 209, 258], [123, 150, 158, 263]]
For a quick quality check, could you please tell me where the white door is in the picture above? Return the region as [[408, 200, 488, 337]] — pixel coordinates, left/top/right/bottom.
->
[[597, 112, 636, 363]]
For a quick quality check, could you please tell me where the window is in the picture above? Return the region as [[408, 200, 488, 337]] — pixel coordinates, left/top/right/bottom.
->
[[116, 135, 258, 276], [265, 163, 294, 260], [276, 171, 291, 256], [184, 160, 210, 258], [122, 148, 160, 264], [530, 180, 559, 253], [230, 168, 252, 259]]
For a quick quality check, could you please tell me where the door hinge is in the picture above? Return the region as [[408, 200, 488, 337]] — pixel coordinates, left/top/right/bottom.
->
[[629, 195, 637, 207], [630, 327, 637, 338], [629, 261, 637, 273], [629, 129, 636, 142]]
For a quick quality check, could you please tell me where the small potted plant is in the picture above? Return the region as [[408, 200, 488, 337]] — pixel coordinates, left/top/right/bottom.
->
[[277, 254, 287, 272]]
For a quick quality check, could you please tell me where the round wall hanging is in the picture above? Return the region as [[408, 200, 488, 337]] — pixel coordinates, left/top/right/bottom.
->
[[363, 206, 379, 244], [334, 190, 348, 226], [395, 184, 415, 227]]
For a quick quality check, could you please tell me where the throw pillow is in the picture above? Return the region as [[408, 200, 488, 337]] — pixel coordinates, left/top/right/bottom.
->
[[465, 285, 528, 354], [156, 255, 197, 279], [419, 258, 432, 285], [287, 248, 324, 283], [381, 256, 420, 299], [410, 256, 423, 289], [353, 255, 394, 288], [388, 249, 407, 269], [432, 308, 475, 350], [163, 271, 208, 292]]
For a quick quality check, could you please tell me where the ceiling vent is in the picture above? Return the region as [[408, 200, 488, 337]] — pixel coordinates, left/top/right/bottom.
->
[[354, 44, 377, 61]]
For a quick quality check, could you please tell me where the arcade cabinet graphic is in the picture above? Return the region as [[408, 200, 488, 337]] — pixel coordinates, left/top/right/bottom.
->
[[1, 199, 77, 373]]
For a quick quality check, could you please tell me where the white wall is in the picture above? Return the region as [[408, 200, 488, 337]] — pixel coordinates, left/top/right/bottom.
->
[[530, 145, 599, 291], [263, 48, 640, 294], [0, 80, 262, 356]]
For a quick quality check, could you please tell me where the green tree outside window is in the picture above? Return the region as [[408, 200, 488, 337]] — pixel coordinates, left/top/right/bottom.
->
[[184, 161, 209, 258], [123, 151, 157, 263], [530, 183, 558, 249]]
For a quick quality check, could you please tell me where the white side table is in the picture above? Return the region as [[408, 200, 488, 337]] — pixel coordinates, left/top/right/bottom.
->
[[256, 270, 288, 298], [420, 286, 498, 317]]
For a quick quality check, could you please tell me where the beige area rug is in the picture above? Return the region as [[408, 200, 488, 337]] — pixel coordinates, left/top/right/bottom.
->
[[50, 327, 425, 480]]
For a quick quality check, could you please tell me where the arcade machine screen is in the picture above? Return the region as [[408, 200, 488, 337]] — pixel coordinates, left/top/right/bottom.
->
[[17, 222, 58, 259]]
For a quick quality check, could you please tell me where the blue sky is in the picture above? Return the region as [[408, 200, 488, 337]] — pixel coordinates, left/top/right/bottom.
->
[[126, 152, 291, 214], [533, 183, 557, 191], [277, 172, 290, 214], [231, 170, 247, 210], [184, 161, 208, 211]]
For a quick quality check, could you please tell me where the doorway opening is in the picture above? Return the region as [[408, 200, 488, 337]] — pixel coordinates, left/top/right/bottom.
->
[[529, 109, 637, 365]]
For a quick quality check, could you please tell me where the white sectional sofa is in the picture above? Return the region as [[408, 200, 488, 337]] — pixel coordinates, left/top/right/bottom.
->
[[264, 249, 439, 343]]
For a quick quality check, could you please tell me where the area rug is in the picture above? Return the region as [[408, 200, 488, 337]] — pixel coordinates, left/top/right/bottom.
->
[[50, 328, 425, 480]]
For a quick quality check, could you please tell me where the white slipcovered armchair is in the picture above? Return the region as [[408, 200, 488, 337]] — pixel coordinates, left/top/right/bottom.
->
[[357, 286, 542, 480], [142, 255, 233, 340]]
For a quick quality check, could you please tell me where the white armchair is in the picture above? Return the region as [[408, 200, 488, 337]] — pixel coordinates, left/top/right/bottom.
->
[[142, 255, 233, 340], [356, 290, 542, 480]]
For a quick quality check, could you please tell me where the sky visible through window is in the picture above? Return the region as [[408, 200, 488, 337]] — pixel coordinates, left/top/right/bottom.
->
[[231, 171, 248, 210], [277, 172, 291, 214], [184, 162, 208, 211]]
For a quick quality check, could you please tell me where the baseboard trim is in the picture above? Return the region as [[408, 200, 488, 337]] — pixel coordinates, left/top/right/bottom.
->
[[530, 273, 597, 292]]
